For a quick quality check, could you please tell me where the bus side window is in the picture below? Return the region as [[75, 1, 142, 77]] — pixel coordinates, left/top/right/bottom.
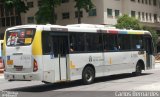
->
[[42, 31, 51, 55], [69, 33, 85, 53], [103, 34, 118, 51], [131, 35, 143, 50]]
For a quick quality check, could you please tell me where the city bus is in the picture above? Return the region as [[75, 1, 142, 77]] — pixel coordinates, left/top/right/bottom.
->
[[3, 24, 155, 84]]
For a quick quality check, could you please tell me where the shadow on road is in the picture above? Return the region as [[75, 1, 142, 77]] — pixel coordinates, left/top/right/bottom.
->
[[5, 73, 152, 92]]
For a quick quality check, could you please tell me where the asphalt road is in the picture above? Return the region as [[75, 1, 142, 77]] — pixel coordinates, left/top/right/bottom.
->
[[0, 64, 160, 97]]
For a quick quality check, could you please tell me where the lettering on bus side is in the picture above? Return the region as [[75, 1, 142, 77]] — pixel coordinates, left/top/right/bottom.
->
[[89, 56, 92, 62], [89, 56, 104, 62]]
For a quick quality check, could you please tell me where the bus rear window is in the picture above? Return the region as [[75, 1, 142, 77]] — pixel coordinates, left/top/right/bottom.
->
[[6, 28, 36, 46]]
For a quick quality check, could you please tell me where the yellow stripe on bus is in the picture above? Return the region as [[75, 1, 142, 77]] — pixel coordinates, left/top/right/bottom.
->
[[128, 31, 144, 34], [32, 29, 42, 55], [3, 32, 6, 56], [109, 57, 112, 65]]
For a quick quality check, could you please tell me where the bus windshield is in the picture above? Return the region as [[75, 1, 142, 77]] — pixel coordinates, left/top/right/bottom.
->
[[6, 28, 36, 46]]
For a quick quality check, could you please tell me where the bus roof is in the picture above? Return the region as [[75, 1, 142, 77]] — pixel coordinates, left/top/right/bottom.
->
[[6, 24, 151, 35]]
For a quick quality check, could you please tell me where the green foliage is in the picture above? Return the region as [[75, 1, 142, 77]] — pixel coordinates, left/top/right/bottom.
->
[[35, 0, 61, 24], [4, 0, 28, 13], [116, 14, 142, 30], [75, 0, 95, 23], [4, 0, 28, 24], [35, 6, 54, 24], [75, 0, 94, 12]]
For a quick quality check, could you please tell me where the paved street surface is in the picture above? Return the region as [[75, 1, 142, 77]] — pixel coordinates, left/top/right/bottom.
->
[[0, 64, 160, 97]]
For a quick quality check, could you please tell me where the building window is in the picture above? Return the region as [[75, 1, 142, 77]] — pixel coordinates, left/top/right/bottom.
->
[[27, 17, 34, 23], [146, 13, 148, 21], [115, 10, 120, 17], [62, 0, 69, 3], [145, 0, 148, 4], [5, 10, 9, 17], [131, 11, 136, 17], [107, 8, 112, 17], [142, 0, 144, 4], [38, 0, 42, 7], [149, 13, 152, 21], [0, 18, 2, 27], [0, 5, 4, 17], [62, 12, 70, 19], [27, 2, 34, 8], [138, 12, 141, 19], [88, 9, 97, 16], [142, 12, 145, 20], [138, 0, 140, 3], [11, 17, 15, 26], [2, 18, 5, 27], [75, 11, 83, 18], [153, 0, 157, 6], [149, 0, 151, 5], [6, 17, 10, 26], [130, 0, 135, 2], [9, 8, 14, 16], [154, 14, 157, 22]]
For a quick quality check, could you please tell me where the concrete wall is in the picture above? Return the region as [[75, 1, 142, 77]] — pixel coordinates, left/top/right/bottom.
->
[[55, 0, 104, 25]]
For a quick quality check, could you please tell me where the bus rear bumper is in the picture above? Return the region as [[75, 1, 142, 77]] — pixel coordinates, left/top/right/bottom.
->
[[4, 72, 41, 81]]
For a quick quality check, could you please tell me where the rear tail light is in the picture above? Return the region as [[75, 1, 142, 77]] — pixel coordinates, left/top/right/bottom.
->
[[33, 59, 38, 72]]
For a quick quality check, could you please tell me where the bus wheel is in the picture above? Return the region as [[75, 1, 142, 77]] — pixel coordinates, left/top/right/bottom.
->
[[82, 66, 95, 85], [134, 62, 142, 76]]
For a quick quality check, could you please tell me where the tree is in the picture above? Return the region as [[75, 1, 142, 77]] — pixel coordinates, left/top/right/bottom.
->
[[115, 14, 142, 30], [35, 0, 61, 24], [75, 0, 94, 24], [4, 0, 28, 25]]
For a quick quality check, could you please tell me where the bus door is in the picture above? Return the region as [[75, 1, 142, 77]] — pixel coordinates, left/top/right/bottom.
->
[[51, 34, 69, 81], [144, 36, 154, 69]]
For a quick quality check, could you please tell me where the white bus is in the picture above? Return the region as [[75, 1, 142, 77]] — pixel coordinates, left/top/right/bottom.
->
[[3, 24, 155, 84]]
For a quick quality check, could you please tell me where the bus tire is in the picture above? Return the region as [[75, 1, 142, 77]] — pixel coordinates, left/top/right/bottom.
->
[[133, 62, 143, 76], [82, 66, 95, 85]]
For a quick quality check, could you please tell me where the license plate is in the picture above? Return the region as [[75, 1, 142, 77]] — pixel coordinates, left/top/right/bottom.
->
[[7, 60, 13, 65], [14, 65, 23, 71]]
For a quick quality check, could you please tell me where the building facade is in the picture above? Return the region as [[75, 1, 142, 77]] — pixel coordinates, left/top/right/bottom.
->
[[0, 0, 160, 38]]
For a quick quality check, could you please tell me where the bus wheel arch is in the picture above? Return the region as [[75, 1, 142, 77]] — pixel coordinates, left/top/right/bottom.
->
[[133, 60, 145, 76], [82, 64, 95, 85]]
